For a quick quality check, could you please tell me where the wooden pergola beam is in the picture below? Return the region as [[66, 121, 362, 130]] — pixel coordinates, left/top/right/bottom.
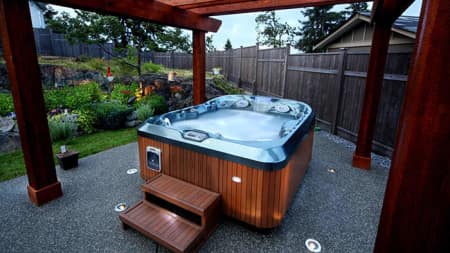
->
[[192, 30, 206, 105], [186, 0, 368, 16], [374, 0, 450, 251], [352, 0, 414, 169], [371, 0, 415, 24], [0, 0, 62, 205], [39, 0, 221, 32]]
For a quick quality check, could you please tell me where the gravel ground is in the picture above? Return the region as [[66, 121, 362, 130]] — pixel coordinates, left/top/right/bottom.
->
[[0, 131, 390, 253]]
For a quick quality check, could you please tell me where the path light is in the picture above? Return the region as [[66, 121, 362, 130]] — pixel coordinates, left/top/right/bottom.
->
[[114, 203, 127, 212], [126, 168, 138, 175], [231, 176, 241, 183], [305, 238, 321, 253]]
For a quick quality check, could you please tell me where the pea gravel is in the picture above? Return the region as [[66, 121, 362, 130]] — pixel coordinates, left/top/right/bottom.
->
[[0, 132, 390, 253]]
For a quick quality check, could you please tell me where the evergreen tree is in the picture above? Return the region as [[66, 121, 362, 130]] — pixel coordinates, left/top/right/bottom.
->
[[344, 3, 369, 17], [224, 39, 233, 50], [206, 35, 216, 52], [255, 11, 293, 48], [294, 6, 345, 52]]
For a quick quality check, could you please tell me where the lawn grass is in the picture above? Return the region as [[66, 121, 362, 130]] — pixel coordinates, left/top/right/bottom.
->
[[0, 128, 137, 182]]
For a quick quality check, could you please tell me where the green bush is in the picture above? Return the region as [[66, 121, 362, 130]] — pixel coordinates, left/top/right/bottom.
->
[[48, 115, 77, 142], [142, 62, 163, 74], [73, 109, 96, 134], [44, 82, 101, 111], [212, 75, 243, 94], [110, 83, 138, 104], [93, 102, 132, 130], [138, 94, 168, 115], [0, 93, 14, 116], [136, 104, 154, 121], [86, 58, 106, 71]]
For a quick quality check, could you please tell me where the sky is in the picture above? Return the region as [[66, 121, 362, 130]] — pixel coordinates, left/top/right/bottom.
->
[[52, 0, 422, 51]]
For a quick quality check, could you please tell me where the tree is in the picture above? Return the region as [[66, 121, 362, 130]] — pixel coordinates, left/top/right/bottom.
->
[[344, 3, 369, 17], [294, 6, 345, 52], [255, 11, 293, 48], [224, 39, 233, 50], [47, 10, 191, 75], [206, 35, 215, 52], [43, 5, 58, 23]]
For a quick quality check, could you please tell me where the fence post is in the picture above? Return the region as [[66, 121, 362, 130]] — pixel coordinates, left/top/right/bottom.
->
[[170, 52, 175, 69], [253, 43, 259, 95], [281, 44, 290, 98], [331, 49, 347, 134], [238, 46, 243, 87]]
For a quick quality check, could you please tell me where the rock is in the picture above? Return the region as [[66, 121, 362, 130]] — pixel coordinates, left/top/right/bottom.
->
[[0, 132, 21, 153], [174, 92, 183, 100], [0, 117, 15, 133], [125, 120, 139, 128], [126, 111, 138, 121]]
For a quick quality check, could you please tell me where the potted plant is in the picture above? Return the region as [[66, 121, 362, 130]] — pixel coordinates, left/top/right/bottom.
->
[[56, 145, 79, 170]]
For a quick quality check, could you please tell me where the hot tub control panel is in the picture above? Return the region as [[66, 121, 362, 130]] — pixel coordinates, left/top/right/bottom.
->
[[146, 146, 161, 172]]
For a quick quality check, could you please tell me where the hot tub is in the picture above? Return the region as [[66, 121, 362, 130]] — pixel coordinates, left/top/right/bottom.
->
[[137, 95, 315, 228]]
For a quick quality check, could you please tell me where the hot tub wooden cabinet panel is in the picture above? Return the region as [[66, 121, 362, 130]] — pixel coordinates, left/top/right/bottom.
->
[[138, 130, 313, 228]]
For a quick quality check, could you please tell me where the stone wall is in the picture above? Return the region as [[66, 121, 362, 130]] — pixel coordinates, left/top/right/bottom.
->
[[0, 64, 107, 90]]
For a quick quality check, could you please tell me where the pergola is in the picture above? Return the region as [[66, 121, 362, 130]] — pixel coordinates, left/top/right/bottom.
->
[[0, 0, 448, 252]]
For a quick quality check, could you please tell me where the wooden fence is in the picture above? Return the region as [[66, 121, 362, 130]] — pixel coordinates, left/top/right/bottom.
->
[[202, 45, 410, 156], [2, 29, 409, 156]]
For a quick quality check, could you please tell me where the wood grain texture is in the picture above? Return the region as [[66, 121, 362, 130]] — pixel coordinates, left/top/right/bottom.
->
[[184, 0, 367, 15], [353, 21, 393, 169], [39, 0, 221, 32], [138, 130, 313, 228], [0, 0, 62, 205], [374, 0, 450, 251], [120, 201, 202, 253], [193, 30, 206, 105]]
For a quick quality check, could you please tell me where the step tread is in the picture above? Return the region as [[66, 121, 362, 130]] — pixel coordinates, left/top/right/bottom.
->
[[119, 200, 202, 253], [142, 175, 220, 215]]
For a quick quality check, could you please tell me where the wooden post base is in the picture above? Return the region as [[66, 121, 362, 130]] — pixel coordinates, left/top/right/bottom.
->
[[27, 182, 63, 206], [352, 153, 371, 170]]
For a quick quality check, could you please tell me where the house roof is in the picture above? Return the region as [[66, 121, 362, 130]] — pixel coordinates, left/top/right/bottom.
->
[[313, 11, 419, 51]]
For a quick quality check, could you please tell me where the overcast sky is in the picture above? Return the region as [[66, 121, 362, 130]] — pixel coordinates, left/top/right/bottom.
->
[[52, 0, 422, 51]]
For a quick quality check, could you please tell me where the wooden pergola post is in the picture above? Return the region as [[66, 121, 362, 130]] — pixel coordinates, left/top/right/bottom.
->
[[0, 0, 62, 205], [374, 0, 450, 251], [352, 20, 393, 169], [193, 30, 206, 105]]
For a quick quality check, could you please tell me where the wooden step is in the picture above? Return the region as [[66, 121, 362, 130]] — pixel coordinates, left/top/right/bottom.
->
[[119, 200, 202, 253], [120, 175, 221, 252], [142, 174, 220, 218]]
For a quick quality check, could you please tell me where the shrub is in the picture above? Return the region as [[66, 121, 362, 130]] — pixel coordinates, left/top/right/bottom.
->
[[136, 104, 154, 121], [44, 82, 101, 111], [110, 83, 138, 104], [0, 93, 14, 116], [93, 102, 132, 130], [86, 58, 106, 71], [142, 62, 163, 74], [73, 109, 96, 134], [138, 94, 168, 115], [48, 115, 77, 142], [212, 75, 243, 94]]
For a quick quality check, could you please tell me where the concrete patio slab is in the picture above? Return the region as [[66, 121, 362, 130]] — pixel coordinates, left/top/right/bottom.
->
[[0, 131, 389, 253]]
